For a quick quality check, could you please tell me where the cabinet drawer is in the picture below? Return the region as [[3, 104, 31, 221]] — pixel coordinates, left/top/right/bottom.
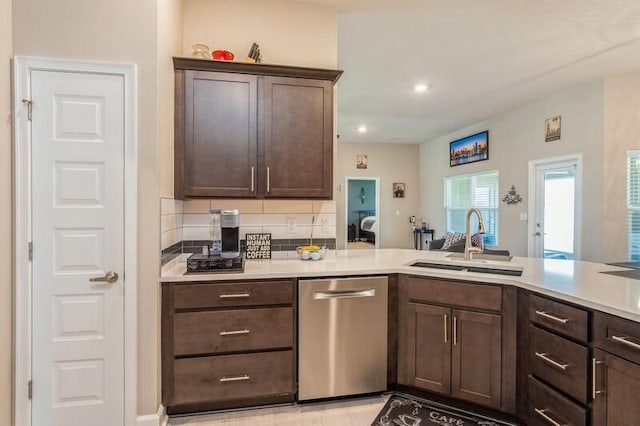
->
[[174, 307, 293, 355], [529, 325, 589, 403], [594, 311, 640, 364], [529, 294, 589, 342], [528, 376, 587, 426], [174, 280, 293, 309], [173, 351, 294, 405], [407, 277, 501, 311]]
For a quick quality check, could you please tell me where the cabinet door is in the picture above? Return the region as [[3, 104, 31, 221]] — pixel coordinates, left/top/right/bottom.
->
[[262, 76, 333, 198], [405, 303, 451, 395], [451, 309, 502, 409], [593, 348, 640, 425], [182, 70, 257, 197]]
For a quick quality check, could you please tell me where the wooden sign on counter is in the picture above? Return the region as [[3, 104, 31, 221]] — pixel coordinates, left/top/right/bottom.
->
[[246, 233, 272, 259]]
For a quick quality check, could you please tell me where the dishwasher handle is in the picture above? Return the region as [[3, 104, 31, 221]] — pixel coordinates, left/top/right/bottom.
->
[[313, 288, 376, 300]]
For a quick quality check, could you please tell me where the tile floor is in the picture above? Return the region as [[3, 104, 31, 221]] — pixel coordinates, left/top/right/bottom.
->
[[168, 394, 389, 426]]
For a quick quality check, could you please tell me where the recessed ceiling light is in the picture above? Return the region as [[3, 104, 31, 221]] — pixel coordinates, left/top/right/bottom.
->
[[357, 125, 367, 133], [414, 84, 428, 93]]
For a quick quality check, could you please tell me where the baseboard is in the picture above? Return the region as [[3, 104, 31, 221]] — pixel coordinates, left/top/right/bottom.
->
[[137, 405, 167, 426]]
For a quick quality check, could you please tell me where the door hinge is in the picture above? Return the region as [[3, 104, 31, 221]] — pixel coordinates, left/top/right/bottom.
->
[[28, 242, 33, 261], [28, 380, 32, 400], [22, 99, 33, 121]]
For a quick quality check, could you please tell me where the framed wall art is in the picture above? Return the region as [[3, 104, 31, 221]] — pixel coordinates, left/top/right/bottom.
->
[[356, 154, 368, 169], [450, 130, 489, 167], [545, 115, 561, 142], [393, 182, 405, 198]]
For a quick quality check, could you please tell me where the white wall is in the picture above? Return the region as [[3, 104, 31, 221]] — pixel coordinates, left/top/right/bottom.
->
[[603, 73, 640, 263], [420, 80, 605, 260], [337, 143, 421, 249], [182, 0, 338, 68], [0, 0, 12, 422], [158, 0, 183, 197]]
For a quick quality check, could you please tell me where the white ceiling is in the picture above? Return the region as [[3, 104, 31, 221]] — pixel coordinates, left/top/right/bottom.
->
[[292, 0, 640, 143]]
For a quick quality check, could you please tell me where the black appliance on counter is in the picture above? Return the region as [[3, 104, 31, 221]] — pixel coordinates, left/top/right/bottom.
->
[[186, 253, 244, 274], [221, 209, 240, 258], [185, 208, 244, 274]]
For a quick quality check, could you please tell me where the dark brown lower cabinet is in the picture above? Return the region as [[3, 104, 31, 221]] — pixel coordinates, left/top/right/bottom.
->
[[592, 348, 640, 425], [406, 303, 451, 394], [451, 309, 502, 408], [528, 375, 587, 426], [162, 279, 296, 414], [403, 301, 503, 410]]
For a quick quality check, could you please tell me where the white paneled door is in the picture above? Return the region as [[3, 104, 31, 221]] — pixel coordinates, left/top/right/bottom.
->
[[31, 69, 125, 426]]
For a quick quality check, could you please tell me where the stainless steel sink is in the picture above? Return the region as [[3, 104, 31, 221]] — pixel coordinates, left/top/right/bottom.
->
[[408, 260, 523, 277], [446, 253, 513, 262]]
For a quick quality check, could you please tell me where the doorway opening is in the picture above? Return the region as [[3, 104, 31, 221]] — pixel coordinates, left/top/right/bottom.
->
[[345, 177, 380, 249], [528, 155, 582, 260]]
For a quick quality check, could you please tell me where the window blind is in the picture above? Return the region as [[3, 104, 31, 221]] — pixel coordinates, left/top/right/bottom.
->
[[627, 152, 640, 260], [444, 170, 499, 246]]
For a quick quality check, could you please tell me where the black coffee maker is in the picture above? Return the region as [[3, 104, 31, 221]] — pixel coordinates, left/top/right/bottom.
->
[[221, 209, 240, 258]]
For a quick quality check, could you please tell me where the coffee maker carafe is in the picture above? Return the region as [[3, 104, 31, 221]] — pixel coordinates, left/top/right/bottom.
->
[[220, 209, 240, 258]]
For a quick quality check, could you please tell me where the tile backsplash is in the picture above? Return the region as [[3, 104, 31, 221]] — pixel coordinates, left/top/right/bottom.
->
[[160, 198, 337, 264]]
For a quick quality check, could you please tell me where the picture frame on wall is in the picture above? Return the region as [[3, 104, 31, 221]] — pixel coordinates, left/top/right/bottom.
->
[[356, 154, 368, 169], [545, 115, 561, 142], [449, 130, 489, 167], [393, 182, 405, 198]]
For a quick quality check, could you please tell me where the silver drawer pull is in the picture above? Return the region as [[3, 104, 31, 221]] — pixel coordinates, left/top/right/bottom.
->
[[535, 310, 569, 324], [592, 357, 605, 399], [535, 352, 570, 371], [219, 329, 250, 336], [612, 335, 640, 351], [220, 374, 250, 383], [443, 314, 448, 344], [219, 293, 250, 299], [534, 408, 567, 426], [250, 166, 255, 192], [313, 289, 375, 299]]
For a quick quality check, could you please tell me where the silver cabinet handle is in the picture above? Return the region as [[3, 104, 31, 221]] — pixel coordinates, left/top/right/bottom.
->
[[219, 329, 250, 336], [220, 374, 250, 383], [612, 335, 640, 351], [250, 166, 255, 192], [219, 293, 250, 299], [314, 289, 375, 299], [89, 271, 118, 284], [592, 357, 604, 399], [453, 316, 458, 346], [444, 314, 448, 344], [535, 352, 569, 371], [535, 310, 569, 324], [534, 408, 567, 426], [266, 166, 270, 193]]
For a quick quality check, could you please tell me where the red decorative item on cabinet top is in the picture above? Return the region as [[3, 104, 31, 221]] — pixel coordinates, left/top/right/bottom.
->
[[212, 50, 234, 61]]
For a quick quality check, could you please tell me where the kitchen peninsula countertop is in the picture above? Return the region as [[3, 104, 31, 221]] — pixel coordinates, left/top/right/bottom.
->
[[161, 249, 640, 322]]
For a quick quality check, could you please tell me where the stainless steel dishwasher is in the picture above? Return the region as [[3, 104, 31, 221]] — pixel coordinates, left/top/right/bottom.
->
[[298, 276, 388, 400]]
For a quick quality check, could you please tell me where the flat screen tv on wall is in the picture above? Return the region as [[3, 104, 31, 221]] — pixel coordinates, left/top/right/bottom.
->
[[449, 130, 489, 167]]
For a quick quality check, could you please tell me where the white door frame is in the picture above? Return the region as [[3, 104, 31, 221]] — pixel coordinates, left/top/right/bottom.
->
[[344, 176, 381, 248], [13, 57, 137, 426], [527, 154, 582, 259]]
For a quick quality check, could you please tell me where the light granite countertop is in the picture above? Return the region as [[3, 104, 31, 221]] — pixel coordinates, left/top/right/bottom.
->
[[161, 248, 640, 322]]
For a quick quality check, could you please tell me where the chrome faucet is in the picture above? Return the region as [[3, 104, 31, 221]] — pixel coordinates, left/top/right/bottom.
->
[[465, 208, 486, 260]]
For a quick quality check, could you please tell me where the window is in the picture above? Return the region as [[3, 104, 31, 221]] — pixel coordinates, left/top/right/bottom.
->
[[627, 152, 640, 260], [444, 170, 499, 246]]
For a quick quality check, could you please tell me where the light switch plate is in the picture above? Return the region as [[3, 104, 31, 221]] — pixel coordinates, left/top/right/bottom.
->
[[286, 217, 296, 233], [520, 213, 528, 221]]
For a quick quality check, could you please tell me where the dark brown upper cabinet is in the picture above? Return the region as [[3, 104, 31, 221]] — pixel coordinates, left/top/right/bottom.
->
[[174, 58, 342, 199]]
